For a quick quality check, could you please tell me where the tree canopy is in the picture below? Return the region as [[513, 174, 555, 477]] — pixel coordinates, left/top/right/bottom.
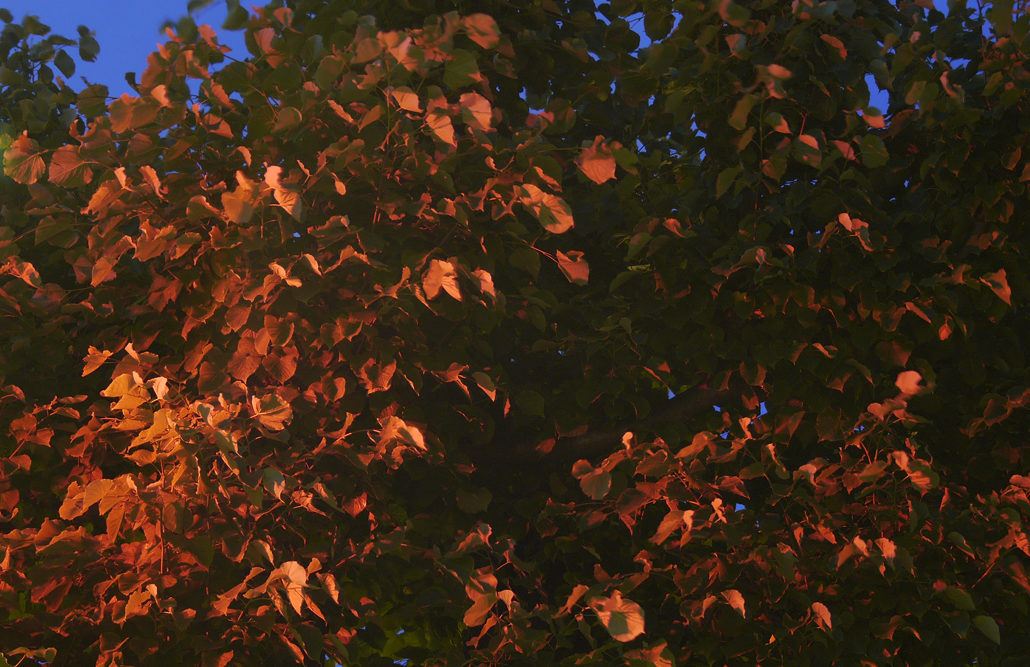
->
[[0, 0, 1028, 664]]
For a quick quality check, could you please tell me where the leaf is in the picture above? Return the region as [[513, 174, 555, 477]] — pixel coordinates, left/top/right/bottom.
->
[[556, 250, 589, 285], [444, 49, 480, 89], [728, 95, 756, 132], [721, 589, 746, 618], [463, 13, 500, 49], [572, 460, 611, 500], [459, 92, 492, 131], [3, 133, 46, 184], [251, 394, 293, 431], [972, 615, 1000, 644], [558, 584, 590, 615], [427, 110, 456, 146], [832, 139, 857, 161], [861, 107, 886, 129], [895, 370, 923, 396], [576, 135, 617, 184], [811, 601, 832, 630], [3, 258, 42, 288], [859, 134, 889, 167], [274, 106, 303, 133], [423, 259, 462, 300], [54, 49, 75, 77], [82, 346, 112, 376], [463, 591, 496, 627], [856, 460, 887, 484], [390, 87, 422, 112], [820, 34, 847, 59], [980, 269, 1012, 305], [942, 587, 975, 611], [875, 537, 897, 560], [274, 561, 308, 614], [582, 468, 611, 500], [590, 591, 645, 642], [651, 509, 693, 545], [139, 165, 164, 198], [519, 184, 574, 233], [78, 28, 100, 61], [716, 165, 741, 198], [264, 166, 302, 220], [48, 145, 93, 187], [794, 134, 822, 167]]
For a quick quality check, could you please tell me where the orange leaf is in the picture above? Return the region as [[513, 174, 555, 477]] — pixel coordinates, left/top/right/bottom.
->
[[721, 589, 746, 617], [556, 250, 589, 285], [82, 346, 113, 377], [980, 269, 1011, 305], [139, 165, 164, 198], [832, 139, 857, 162], [519, 183, 574, 234], [895, 370, 923, 396], [390, 87, 422, 112], [3, 133, 46, 184], [861, 109, 886, 129], [427, 110, 456, 146], [820, 34, 847, 59], [251, 394, 293, 431], [811, 601, 832, 630], [3, 258, 42, 288], [273, 561, 308, 614], [576, 135, 617, 185], [378, 416, 426, 452], [471, 268, 496, 300], [459, 92, 492, 131], [875, 537, 897, 560], [463, 591, 496, 627], [48, 145, 94, 187], [558, 584, 590, 615], [462, 13, 501, 49], [423, 259, 462, 300], [590, 590, 645, 642]]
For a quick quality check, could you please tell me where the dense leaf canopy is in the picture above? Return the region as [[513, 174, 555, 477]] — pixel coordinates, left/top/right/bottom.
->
[[1, 0, 1028, 665]]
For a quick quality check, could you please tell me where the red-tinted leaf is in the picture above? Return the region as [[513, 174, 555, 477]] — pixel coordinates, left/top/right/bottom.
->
[[3, 133, 46, 184], [423, 259, 462, 300], [556, 250, 589, 285], [519, 184, 574, 233], [576, 135, 617, 184], [811, 601, 832, 630], [462, 13, 500, 49]]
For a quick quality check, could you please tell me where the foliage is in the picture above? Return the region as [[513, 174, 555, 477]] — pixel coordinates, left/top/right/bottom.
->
[[0, 0, 1028, 664]]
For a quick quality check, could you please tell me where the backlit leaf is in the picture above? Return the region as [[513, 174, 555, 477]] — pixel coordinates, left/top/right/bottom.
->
[[591, 591, 645, 642]]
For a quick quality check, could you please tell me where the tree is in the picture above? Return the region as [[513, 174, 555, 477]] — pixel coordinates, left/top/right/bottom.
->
[[0, 0, 1027, 664]]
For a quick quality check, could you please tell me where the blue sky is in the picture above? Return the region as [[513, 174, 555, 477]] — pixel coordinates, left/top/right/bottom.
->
[[4, 0, 961, 100], [2, 0, 245, 95]]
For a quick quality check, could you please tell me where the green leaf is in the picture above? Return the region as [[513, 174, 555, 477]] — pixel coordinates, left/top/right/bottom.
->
[[972, 615, 1000, 644], [223, 0, 249, 30], [729, 95, 756, 131], [53, 50, 74, 78], [942, 587, 975, 611], [444, 49, 479, 89], [77, 27, 99, 61], [508, 246, 540, 278], [859, 134, 889, 168], [274, 106, 303, 133], [514, 389, 545, 417], [716, 165, 741, 198]]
